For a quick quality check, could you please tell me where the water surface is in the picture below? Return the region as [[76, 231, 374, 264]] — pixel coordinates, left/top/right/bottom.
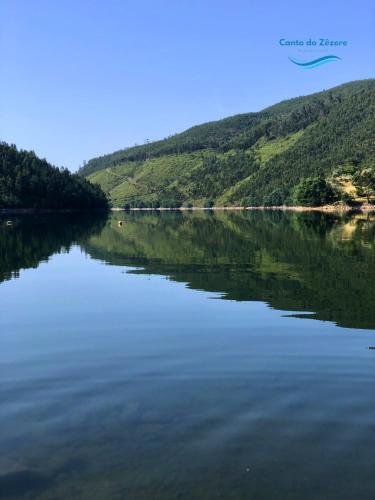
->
[[1, 211, 374, 499]]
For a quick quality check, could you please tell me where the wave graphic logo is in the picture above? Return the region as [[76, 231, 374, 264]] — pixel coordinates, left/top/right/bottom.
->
[[289, 55, 341, 69]]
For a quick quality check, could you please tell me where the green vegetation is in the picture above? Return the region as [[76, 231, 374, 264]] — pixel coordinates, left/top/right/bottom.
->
[[292, 177, 338, 206], [1, 142, 108, 209], [263, 189, 285, 207], [352, 166, 375, 203], [80, 80, 375, 207], [254, 130, 304, 165]]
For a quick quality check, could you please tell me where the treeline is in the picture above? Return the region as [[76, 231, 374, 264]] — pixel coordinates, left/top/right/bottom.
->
[[0, 143, 108, 209], [78, 114, 262, 177]]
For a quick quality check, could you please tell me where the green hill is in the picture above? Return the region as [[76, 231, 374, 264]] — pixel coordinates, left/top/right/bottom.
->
[[0, 142, 108, 209], [79, 80, 375, 208]]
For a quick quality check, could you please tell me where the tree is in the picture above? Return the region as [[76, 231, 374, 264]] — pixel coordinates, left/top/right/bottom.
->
[[352, 167, 375, 203], [293, 177, 338, 207], [263, 189, 285, 206]]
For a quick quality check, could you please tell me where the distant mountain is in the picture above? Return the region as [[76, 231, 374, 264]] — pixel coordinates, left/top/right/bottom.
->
[[0, 143, 108, 209], [79, 80, 375, 207]]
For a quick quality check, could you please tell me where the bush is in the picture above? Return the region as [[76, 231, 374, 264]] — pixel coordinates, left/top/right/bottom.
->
[[339, 192, 354, 204], [151, 199, 161, 209], [263, 189, 285, 206], [130, 199, 146, 208], [292, 177, 338, 207]]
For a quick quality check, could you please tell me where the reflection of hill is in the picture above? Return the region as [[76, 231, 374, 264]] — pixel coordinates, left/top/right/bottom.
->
[[0, 214, 107, 283], [83, 211, 375, 330]]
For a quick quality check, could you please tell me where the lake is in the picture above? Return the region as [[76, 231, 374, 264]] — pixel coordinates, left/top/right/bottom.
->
[[1, 211, 374, 499]]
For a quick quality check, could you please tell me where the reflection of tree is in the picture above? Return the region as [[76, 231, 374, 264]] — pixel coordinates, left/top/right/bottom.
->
[[83, 211, 375, 330], [0, 214, 107, 283]]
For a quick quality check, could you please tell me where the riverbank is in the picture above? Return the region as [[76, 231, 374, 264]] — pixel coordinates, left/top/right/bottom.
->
[[111, 203, 375, 213], [2, 204, 373, 215]]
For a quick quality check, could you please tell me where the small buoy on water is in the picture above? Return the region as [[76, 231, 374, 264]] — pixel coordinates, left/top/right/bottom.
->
[[6, 221, 12, 226], [369, 346, 375, 350], [118, 220, 123, 227]]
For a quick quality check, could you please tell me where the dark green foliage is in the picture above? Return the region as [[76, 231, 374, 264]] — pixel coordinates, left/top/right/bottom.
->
[[129, 199, 147, 209], [150, 199, 161, 209], [0, 143, 109, 209], [340, 192, 354, 205], [80, 80, 375, 207], [293, 177, 338, 206], [263, 189, 286, 206], [203, 199, 214, 208]]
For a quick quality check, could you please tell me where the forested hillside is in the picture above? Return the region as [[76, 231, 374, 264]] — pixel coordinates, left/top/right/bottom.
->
[[0, 143, 108, 209], [80, 80, 375, 208]]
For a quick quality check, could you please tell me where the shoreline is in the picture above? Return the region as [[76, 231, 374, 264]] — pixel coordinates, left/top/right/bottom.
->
[[111, 204, 375, 213], [2, 204, 374, 215]]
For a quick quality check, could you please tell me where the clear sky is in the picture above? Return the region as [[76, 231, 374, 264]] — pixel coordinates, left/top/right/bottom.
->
[[0, 0, 374, 171]]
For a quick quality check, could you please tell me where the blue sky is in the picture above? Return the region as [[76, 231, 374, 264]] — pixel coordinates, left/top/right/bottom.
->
[[0, 0, 374, 171]]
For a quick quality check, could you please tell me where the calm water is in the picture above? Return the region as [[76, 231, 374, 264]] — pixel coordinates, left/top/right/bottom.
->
[[1, 211, 374, 499]]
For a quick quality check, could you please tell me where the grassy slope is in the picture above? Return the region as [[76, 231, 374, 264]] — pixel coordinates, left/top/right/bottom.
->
[[88, 132, 306, 207], [92, 153, 205, 207], [255, 130, 304, 165], [84, 80, 375, 207]]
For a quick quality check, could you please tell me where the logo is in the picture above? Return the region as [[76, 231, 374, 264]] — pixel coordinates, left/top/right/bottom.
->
[[279, 38, 348, 69], [288, 55, 341, 69]]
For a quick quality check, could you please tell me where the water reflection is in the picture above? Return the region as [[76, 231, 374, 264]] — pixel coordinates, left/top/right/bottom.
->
[[1, 211, 374, 329], [83, 211, 375, 329], [0, 213, 107, 284]]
